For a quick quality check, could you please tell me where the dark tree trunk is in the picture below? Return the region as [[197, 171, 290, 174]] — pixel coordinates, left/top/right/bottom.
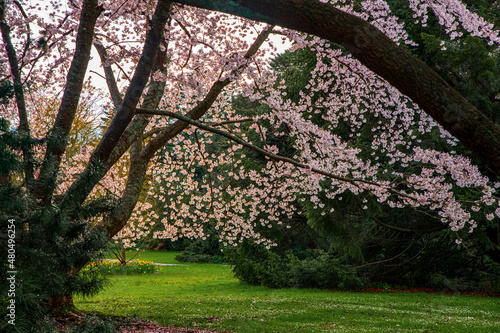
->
[[120, 242, 127, 265], [47, 294, 75, 314]]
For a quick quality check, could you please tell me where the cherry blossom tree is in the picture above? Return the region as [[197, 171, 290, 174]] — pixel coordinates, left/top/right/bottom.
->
[[1, 0, 499, 318]]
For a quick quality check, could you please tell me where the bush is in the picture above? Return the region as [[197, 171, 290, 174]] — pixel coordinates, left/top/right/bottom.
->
[[230, 241, 289, 288], [287, 252, 365, 290], [230, 243, 365, 290], [175, 235, 226, 263]]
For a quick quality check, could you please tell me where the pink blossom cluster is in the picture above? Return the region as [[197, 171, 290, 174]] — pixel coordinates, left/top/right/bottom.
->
[[409, 0, 500, 45]]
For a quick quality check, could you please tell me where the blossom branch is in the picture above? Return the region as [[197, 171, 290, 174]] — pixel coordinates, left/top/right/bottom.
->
[[136, 108, 418, 204], [172, 17, 193, 68], [139, 24, 274, 161], [12, 0, 31, 66], [21, 27, 74, 84]]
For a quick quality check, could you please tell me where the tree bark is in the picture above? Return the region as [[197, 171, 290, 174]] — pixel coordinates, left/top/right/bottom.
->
[[47, 294, 75, 314], [171, 0, 500, 176], [102, 142, 149, 237]]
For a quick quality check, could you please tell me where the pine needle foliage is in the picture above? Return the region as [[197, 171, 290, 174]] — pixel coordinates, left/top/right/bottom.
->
[[0, 118, 111, 332]]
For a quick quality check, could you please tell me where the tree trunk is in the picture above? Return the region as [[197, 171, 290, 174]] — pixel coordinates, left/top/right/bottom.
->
[[47, 294, 75, 314], [121, 241, 127, 265]]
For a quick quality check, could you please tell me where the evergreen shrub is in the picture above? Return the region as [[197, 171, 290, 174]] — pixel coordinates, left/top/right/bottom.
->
[[230, 243, 365, 289]]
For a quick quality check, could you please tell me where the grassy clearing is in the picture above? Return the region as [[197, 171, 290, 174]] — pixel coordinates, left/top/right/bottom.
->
[[76, 250, 500, 332]]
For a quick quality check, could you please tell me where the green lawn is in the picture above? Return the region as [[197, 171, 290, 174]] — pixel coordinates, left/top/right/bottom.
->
[[76, 250, 500, 332]]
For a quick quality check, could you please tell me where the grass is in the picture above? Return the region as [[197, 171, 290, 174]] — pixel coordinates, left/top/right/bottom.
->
[[76, 250, 500, 332]]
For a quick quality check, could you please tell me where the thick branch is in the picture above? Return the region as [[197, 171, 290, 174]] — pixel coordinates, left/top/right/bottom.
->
[[0, 1, 28, 132], [88, 0, 171, 165], [60, 2, 172, 217], [100, 146, 149, 238], [172, 0, 500, 176], [34, 0, 103, 204], [98, 37, 171, 238]]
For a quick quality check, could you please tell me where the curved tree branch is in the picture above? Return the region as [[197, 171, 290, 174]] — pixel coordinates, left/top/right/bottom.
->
[[135, 108, 420, 204], [172, 0, 500, 176]]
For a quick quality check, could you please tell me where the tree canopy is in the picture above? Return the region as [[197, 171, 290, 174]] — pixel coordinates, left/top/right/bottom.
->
[[1, 0, 500, 327]]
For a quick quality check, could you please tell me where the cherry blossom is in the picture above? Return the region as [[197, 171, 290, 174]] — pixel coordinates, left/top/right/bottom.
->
[[1, 0, 499, 250]]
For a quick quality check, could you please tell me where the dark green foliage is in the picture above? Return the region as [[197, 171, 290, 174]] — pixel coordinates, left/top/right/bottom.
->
[[357, 228, 500, 290], [230, 241, 289, 288], [388, 0, 500, 126], [270, 47, 317, 104], [175, 253, 225, 263], [419, 33, 500, 123], [0, 79, 14, 105], [287, 251, 365, 290]]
